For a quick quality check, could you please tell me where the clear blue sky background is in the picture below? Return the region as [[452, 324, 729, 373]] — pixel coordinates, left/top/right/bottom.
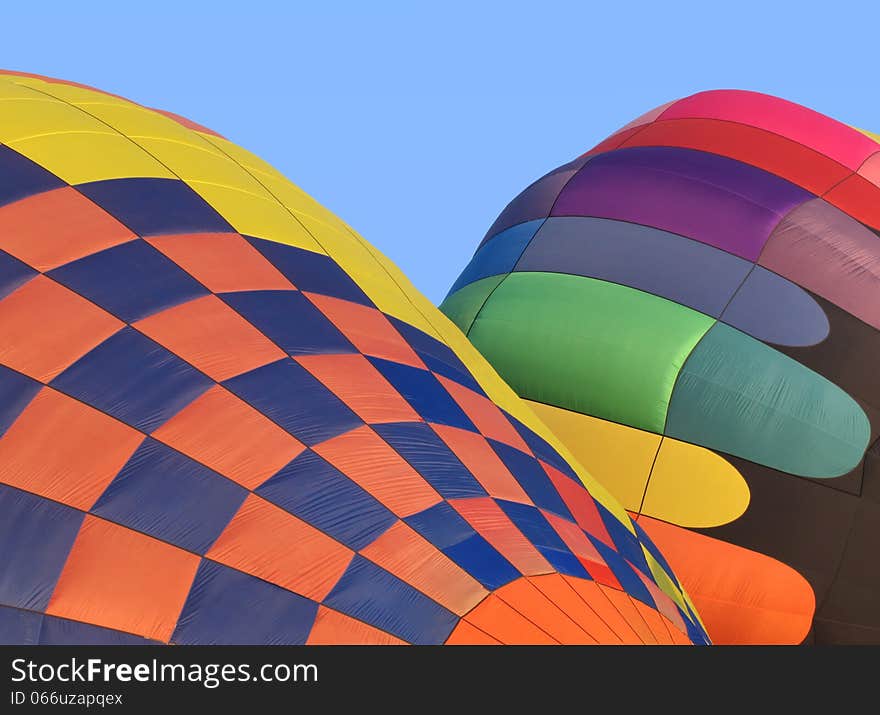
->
[[2, 2, 878, 302]]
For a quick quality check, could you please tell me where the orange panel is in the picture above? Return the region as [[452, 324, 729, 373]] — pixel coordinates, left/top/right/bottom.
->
[[152, 385, 304, 489], [360, 521, 487, 616], [528, 574, 622, 644], [134, 294, 285, 381], [313, 425, 441, 517], [305, 292, 424, 368], [0, 387, 144, 510], [147, 233, 295, 292], [598, 585, 658, 644], [435, 375, 531, 453], [444, 620, 502, 645], [562, 576, 644, 644], [463, 593, 557, 644], [632, 599, 674, 644], [0, 186, 135, 271], [207, 494, 353, 601], [495, 578, 597, 644], [636, 515, 815, 645], [0, 276, 123, 381], [449, 497, 551, 576], [45, 515, 200, 642], [306, 606, 406, 645], [296, 354, 421, 424], [429, 424, 530, 503]]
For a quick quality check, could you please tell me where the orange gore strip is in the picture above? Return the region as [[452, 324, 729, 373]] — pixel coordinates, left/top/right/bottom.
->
[[434, 375, 530, 453], [46, 515, 200, 642], [313, 425, 441, 517], [307, 606, 406, 645], [528, 574, 622, 644], [0, 187, 135, 271], [449, 497, 550, 576], [0, 387, 144, 510], [360, 521, 487, 616], [0, 276, 123, 382], [598, 585, 658, 644], [152, 385, 304, 490], [305, 293, 424, 368], [134, 294, 285, 382], [429, 424, 530, 503], [147, 233, 295, 293], [296, 354, 421, 424], [633, 598, 674, 644], [562, 576, 644, 645], [207, 494, 353, 602], [463, 593, 557, 644], [495, 578, 598, 644], [444, 620, 502, 645]]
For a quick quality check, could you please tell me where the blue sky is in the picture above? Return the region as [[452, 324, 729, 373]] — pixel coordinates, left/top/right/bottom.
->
[[2, 2, 878, 302]]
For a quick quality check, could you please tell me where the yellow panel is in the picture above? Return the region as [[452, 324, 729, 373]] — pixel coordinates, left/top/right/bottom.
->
[[188, 182, 324, 252], [9, 132, 175, 184], [76, 102, 198, 144], [0, 79, 52, 100], [198, 133, 288, 182], [257, 171, 346, 227], [854, 126, 880, 144], [642, 437, 749, 528], [643, 549, 690, 616], [525, 401, 658, 512], [134, 137, 268, 192], [12, 75, 131, 106], [0, 98, 108, 143]]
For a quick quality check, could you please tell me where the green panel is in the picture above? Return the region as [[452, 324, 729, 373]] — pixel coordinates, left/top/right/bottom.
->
[[667, 322, 870, 478], [439, 274, 506, 333], [464, 272, 715, 433]]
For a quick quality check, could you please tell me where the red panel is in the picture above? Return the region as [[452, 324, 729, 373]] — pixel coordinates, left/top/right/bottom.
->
[[305, 293, 424, 368], [0, 387, 144, 510], [314, 425, 441, 517], [134, 294, 285, 381], [152, 385, 304, 489], [0, 275, 123, 382], [296, 353, 421, 424], [541, 461, 613, 547], [45, 515, 200, 642], [207, 494, 353, 601], [824, 173, 880, 230], [147, 233, 295, 293], [0, 187, 135, 271]]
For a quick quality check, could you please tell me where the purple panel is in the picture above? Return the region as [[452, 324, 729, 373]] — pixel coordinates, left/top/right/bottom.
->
[[721, 266, 829, 347], [760, 198, 880, 330], [552, 147, 812, 261], [479, 155, 590, 248]]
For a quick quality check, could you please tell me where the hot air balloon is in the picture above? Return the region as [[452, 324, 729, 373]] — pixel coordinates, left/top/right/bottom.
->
[[0, 70, 705, 645], [442, 89, 880, 644]]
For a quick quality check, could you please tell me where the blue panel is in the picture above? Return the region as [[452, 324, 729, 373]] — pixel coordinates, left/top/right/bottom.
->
[[76, 178, 233, 236], [48, 240, 208, 323], [587, 534, 655, 608], [223, 359, 362, 446], [0, 365, 41, 439], [172, 561, 319, 645], [406, 502, 521, 590], [245, 237, 373, 305], [368, 357, 476, 431], [495, 499, 589, 578], [0, 485, 84, 611], [447, 219, 544, 295], [221, 290, 356, 356], [507, 414, 579, 482], [373, 423, 487, 499], [682, 606, 710, 645], [489, 440, 573, 519], [40, 616, 160, 645], [0, 145, 65, 208], [256, 450, 395, 550], [91, 438, 247, 553], [387, 317, 485, 395], [596, 501, 651, 577], [324, 555, 458, 645], [631, 520, 680, 589], [0, 605, 42, 645], [51, 327, 212, 433], [0, 249, 36, 301]]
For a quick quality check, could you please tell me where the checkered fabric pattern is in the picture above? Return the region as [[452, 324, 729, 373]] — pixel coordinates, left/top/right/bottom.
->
[[0, 70, 709, 645]]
